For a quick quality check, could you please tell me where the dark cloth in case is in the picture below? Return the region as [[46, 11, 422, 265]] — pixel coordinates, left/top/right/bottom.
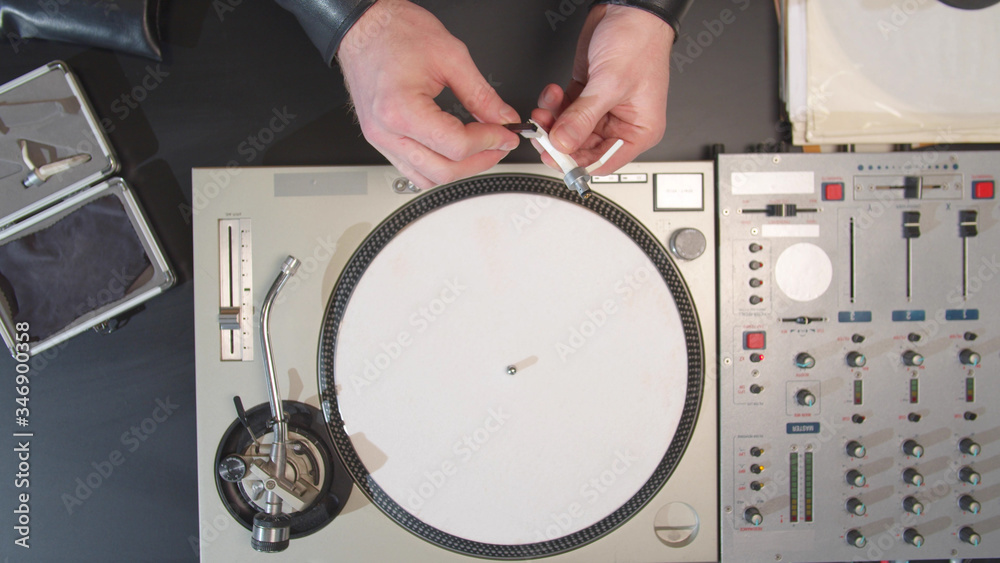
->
[[0, 195, 151, 341]]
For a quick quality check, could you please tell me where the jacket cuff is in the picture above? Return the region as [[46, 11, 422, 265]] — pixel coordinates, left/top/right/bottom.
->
[[275, 0, 378, 66], [591, 0, 694, 40]]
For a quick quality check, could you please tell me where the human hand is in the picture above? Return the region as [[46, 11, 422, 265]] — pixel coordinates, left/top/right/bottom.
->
[[337, 0, 521, 188], [531, 5, 674, 175]]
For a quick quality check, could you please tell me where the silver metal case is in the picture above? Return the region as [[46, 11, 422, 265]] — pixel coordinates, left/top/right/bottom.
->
[[0, 62, 174, 356]]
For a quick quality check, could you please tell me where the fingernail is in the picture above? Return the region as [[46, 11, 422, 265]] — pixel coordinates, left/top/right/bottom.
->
[[501, 107, 519, 123], [542, 87, 556, 106], [551, 123, 578, 153]]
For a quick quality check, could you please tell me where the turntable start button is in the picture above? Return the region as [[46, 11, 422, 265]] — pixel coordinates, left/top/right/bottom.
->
[[653, 502, 700, 547], [668, 228, 707, 261]]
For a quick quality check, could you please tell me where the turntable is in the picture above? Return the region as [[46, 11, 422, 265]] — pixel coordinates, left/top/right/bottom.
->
[[192, 162, 717, 561]]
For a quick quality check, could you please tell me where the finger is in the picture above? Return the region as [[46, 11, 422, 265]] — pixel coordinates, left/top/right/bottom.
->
[[537, 83, 565, 115], [385, 96, 519, 162], [382, 151, 435, 191], [530, 107, 556, 131], [443, 47, 520, 125], [549, 84, 621, 155], [526, 137, 561, 171], [576, 138, 640, 176], [393, 135, 511, 188]]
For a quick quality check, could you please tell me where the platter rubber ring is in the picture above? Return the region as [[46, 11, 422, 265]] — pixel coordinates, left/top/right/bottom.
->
[[318, 174, 705, 559], [937, 0, 1000, 8]]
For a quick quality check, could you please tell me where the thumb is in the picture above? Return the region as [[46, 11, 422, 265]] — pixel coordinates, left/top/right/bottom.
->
[[549, 84, 618, 154]]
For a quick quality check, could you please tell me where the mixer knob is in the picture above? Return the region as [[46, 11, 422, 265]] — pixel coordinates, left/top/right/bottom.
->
[[794, 353, 816, 369], [902, 350, 924, 367], [846, 441, 866, 458], [959, 467, 981, 486], [903, 528, 924, 548], [750, 447, 764, 457], [902, 496, 924, 515], [960, 526, 982, 546], [846, 470, 866, 487], [744, 507, 763, 526], [750, 464, 765, 474], [796, 389, 817, 407], [903, 468, 924, 486], [851, 414, 866, 424], [749, 260, 763, 270], [851, 334, 866, 343], [959, 349, 981, 367], [908, 332, 922, 343], [750, 481, 763, 491], [846, 529, 867, 548], [902, 439, 924, 458], [959, 494, 981, 514], [846, 497, 866, 516], [959, 438, 981, 457], [846, 351, 867, 368]]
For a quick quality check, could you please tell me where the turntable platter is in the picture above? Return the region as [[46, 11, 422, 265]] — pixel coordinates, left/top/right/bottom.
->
[[319, 175, 702, 558]]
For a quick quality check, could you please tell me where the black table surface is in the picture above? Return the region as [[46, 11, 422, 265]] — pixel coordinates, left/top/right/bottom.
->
[[0, 1, 780, 561]]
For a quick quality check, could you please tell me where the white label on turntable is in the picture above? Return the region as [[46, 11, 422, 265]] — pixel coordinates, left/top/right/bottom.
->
[[731, 171, 814, 195], [334, 192, 688, 546], [654, 173, 703, 210]]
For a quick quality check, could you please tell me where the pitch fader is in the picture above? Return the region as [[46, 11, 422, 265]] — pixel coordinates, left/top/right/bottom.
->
[[719, 152, 999, 562]]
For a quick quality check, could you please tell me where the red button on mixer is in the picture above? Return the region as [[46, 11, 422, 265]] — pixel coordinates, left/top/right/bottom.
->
[[823, 182, 845, 201], [973, 180, 994, 200], [744, 331, 766, 350]]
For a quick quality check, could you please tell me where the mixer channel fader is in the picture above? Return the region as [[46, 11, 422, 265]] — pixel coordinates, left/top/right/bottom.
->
[[718, 152, 998, 562]]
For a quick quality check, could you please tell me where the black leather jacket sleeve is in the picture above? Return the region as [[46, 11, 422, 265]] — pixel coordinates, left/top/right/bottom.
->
[[275, 0, 376, 65], [276, 0, 694, 65], [591, 0, 695, 38]]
